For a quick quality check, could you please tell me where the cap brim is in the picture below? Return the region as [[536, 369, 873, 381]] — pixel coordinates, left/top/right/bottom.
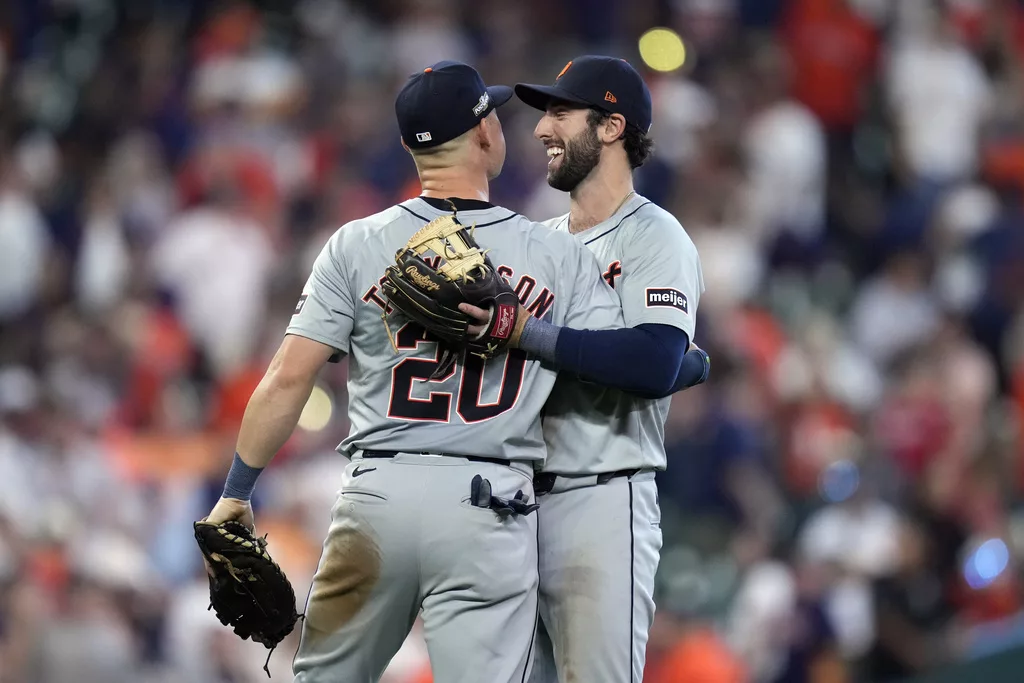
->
[[487, 85, 514, 109], [514, 83, 592, 112]]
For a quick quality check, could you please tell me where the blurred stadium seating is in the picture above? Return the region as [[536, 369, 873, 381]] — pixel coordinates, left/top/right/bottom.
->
[[1, 0, 1023, 681]]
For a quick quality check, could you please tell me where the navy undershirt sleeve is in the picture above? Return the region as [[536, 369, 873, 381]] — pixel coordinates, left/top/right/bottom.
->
[[553, 323, 692, 398]]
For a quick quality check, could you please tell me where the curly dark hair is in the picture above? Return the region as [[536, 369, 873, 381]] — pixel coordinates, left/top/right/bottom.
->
[[587, 108, 654, 169]]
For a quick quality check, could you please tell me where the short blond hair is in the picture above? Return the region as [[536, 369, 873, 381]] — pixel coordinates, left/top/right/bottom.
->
[[408, 128, 474, 168]]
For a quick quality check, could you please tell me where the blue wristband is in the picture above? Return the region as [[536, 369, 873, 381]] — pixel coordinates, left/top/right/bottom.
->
[[518, 315, 560, 361], [696, 348, 711, 384], [222, 452, 264, 501]]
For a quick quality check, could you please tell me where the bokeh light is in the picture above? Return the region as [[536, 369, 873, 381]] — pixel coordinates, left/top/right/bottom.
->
[[297, 384, 333, 432], [818, 459, 860, 503], [964, 538, 1010, 590], [638, 28, 687, 73]]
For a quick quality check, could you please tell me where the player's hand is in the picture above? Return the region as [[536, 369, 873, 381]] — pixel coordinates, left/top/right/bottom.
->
[[198, 497, 255, 579], [687, 341, 711, 385], [458, 302, 529, 347], [458, 303, 491, 337], [204, 497, 255, 532]]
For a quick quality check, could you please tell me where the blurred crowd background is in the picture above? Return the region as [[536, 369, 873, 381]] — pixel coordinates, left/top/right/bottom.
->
[[1, 0, 1024, 681]]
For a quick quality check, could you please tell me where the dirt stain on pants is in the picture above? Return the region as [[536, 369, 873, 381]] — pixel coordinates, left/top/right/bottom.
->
[[303, 525, 382, 643]]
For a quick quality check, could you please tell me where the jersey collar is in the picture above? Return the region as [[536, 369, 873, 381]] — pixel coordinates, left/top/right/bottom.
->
[[566, 192, 647, 237], [418, 196, 495, 212]]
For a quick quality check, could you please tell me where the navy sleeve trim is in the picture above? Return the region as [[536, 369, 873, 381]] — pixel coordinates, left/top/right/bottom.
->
[[398, 204, 430, 221], [476, 213, 518, 227], [401, 203, 516, 228]]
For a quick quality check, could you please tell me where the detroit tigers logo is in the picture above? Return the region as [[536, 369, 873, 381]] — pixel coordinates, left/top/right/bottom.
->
[[602, 260, 622, 289]]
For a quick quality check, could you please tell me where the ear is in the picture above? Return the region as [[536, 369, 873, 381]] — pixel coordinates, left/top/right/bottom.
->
[[400, 137, 411, 153], [597, 113, 627, 144], [475, 114, 495, 150]]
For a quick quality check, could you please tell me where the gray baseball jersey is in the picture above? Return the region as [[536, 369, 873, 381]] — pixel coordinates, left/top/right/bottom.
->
[[287, 197, 623, 683], [539, 192, 704, 474], [528, 193, 704, 683], [285, 197, 624, 464]]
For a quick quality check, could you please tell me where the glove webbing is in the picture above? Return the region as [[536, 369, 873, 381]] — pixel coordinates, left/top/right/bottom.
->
[[381, 202, 489, 355]]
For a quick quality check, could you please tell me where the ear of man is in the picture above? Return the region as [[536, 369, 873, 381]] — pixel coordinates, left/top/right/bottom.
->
[[587, 108, 654, 169], [595, 112, 628, 145], [475, 112, 499, 151]]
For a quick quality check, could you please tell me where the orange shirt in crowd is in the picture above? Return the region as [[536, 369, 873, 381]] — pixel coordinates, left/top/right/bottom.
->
[[783, 0, 880, 130], [413, 631, 748, 683], [644, 628, 748, 683]]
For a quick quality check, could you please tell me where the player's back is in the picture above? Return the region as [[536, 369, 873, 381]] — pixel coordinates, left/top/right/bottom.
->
[[287, 196, 623, 464]]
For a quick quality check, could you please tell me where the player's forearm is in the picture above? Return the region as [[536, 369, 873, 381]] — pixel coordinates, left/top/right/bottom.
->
[[518, 318, 692, 398], [219, 335, 336, 501], [219, 356, 320, 501], [235, 364, 318, 469]]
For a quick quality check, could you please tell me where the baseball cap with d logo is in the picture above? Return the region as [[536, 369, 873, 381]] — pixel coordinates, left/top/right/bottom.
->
[[396, 61, 514, 150], [515, 55, 653, 134]]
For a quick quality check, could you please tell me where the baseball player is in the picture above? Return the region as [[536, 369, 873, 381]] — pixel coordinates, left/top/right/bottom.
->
[[462, 56, 708, 682], [519, 55, 707, 683], [200, 61, 629, 683]]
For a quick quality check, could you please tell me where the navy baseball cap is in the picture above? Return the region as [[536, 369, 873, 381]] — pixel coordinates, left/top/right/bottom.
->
[[515, 55, 653, 134], [396, 61, 514, 150]]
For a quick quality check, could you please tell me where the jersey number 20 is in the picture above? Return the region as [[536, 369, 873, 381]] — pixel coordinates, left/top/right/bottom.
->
[[387, 322, 527, 423]]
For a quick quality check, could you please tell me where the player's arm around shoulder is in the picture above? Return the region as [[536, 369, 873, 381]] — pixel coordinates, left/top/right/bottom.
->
[[458, 217, 708, 398]]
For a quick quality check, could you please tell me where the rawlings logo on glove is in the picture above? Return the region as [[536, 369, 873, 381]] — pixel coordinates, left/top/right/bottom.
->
[[491, 304, 517, 339], [404, 265, 442, 292]]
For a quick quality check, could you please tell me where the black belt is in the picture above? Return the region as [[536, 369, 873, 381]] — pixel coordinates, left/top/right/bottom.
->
[[533, 468, 641, 496], [360, 449, 512, 468]]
